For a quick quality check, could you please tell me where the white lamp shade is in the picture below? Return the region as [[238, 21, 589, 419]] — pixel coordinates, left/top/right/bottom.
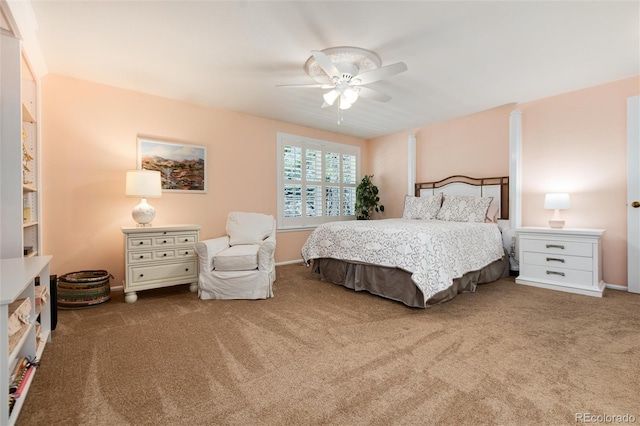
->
[[544, 193, 571, 210], [323, 89, 339, 106], [339, 99, 352, 110], [342, 87, 359, 104], [126, 170, 162, 198]]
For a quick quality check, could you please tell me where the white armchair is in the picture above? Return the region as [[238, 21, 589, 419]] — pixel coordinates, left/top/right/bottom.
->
[[195, 212, 276, 300]]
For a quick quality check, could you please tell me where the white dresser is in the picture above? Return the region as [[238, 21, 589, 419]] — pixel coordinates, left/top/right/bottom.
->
[[121, 224, 201, 303], [516, 227, 605, 297]]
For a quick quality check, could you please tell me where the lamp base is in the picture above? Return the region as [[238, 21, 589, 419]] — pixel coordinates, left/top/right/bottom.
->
[[132, 198, 156, 226], [549, 219, 565, 229]]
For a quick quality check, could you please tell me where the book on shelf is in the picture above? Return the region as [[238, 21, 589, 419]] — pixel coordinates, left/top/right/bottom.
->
[[12, 365, 35, 398], [9, 357, 38, 399]]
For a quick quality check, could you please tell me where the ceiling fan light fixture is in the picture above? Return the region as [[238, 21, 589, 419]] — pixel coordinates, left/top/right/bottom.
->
[[323, 89, 339, 106], [339, 97, 352, 110], [343, 87, 359, 104]]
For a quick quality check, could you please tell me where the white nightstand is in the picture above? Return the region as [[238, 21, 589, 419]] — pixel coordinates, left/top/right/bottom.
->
[[516, 227, 605, 297], [121, 224, 201, 303]]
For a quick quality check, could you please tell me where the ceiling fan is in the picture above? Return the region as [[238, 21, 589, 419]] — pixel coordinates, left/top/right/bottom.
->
[[278, 46, 408, 111]]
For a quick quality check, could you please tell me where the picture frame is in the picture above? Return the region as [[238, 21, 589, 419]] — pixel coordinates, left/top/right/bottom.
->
[[137, 137, 206, 193]]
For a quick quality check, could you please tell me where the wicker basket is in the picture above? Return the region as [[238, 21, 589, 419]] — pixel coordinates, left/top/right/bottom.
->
[[57, 270, 112, 309]]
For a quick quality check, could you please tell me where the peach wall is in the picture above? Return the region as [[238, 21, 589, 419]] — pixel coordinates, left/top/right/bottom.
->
[[519, 76, 639, 286], [368, 105, 513, 218], [365, 130, 415, 218], [41, 74, 366, 287]]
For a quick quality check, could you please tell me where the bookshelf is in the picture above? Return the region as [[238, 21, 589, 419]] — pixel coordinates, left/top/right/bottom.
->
[[1, 27, 41, 259], [0, 256, 52, 425]]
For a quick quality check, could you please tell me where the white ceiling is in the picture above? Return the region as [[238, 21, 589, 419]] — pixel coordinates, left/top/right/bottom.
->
[[25, 1, 640, 140]]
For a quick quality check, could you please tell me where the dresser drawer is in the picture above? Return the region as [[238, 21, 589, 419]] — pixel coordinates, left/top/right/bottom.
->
[[128, 260, 198, 287], [521, 252, 593, 271], [520, 264, 594, 287], [519, 238, 592, 257]]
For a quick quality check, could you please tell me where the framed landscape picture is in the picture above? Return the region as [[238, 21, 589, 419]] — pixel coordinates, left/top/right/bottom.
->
[[137, 137, 206, 193]]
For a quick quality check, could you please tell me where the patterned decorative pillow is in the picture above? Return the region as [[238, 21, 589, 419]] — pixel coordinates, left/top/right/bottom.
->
[[402, 193, 443, 220], [436, 195, 493, 223]]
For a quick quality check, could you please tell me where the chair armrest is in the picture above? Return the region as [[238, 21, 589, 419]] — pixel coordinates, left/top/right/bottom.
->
[[195, 236, 230, 273], [258, 233, 276, 271]]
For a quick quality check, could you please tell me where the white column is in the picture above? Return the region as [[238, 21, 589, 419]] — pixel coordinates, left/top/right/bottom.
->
[[627, 96, 640, 293], [408, 134, 416, 196], [509, 110, 522, 229]]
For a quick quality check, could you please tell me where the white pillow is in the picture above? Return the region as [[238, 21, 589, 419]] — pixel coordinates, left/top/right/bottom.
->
[[436, 195, 493, 223], [402, 193, 443, 220], [226, 212, 274, 246]]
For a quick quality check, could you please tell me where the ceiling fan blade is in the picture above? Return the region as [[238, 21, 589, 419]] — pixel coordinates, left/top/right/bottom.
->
[[352, 62, 408, 85], [276, 83, 334, 88], [321, 101, 331, 108], [311, 50, 341, 80], [357, 86, 392, 102]]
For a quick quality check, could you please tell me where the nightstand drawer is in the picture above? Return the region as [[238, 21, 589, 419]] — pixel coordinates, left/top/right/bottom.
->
[[520, 264, 594, 286], [128, 237, 153, 249], [128, 260, 198, 286], [176, 235, 197, 245], [176, 248, 196, 258], [522, 252, 593, 271], [128, 251, 153, 262], [153, 236, 176, 246], [519, 239, 592, 257], [154, 250, 176, 260]]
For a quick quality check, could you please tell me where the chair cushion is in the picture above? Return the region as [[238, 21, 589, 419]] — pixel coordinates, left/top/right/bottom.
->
[[213, 244, 260, 271], [226, 212, 274, 246]]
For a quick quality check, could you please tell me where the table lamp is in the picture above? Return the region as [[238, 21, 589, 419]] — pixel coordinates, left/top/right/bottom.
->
[[544, 193, 571, 229], [126, 170, 162, 226]]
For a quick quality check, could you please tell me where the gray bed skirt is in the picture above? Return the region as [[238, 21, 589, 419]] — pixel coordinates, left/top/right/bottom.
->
[[311, 256, 510, 308]]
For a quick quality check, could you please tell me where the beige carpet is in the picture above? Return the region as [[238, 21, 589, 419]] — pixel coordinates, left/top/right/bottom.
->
[[17, 263, 640, 426]]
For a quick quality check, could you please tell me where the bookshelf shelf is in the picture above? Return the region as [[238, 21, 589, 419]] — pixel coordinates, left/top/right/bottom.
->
[[1, 256, 52, 425]]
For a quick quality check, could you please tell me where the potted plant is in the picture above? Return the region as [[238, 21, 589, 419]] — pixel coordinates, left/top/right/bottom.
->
[[355, 174, 385, 220]]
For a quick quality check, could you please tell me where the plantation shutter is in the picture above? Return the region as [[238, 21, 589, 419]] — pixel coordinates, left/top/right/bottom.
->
[[277, 133, 360, 229]]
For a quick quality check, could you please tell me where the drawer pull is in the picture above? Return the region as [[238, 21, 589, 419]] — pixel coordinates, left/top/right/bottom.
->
[[139, 255, 144, 259], [184, 251, 189, 255], [163, 253, 167, 257], [546, 244, 565, 250], [139, 241, 144, 245], [546, 271, 565, 277], [185, 268, 189, 272], [139, 274, 144, 277], [546, 257, 565, 263], [184, 238, 188, 242], [163, 240, 167, 243]]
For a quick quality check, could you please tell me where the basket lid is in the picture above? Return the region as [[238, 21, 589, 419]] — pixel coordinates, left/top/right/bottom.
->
[[59, 270, 111, 283]]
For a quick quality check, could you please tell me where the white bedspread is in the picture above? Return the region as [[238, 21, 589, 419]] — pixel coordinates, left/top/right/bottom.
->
[[301, 219, 504, 302]]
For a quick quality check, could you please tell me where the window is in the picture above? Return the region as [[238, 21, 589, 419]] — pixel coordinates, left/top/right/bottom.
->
[[277, 132, 360, 230]]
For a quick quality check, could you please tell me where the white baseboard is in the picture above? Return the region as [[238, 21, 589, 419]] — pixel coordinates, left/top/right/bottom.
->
[[276, 259, 305, 266], [605, 283, 628, 291]]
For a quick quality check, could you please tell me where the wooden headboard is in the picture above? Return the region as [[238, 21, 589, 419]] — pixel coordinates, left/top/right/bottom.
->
[[415, 175, 509, 220]]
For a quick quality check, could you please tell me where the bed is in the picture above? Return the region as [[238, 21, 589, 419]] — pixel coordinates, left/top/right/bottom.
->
[[301, 175, 512, 308]]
